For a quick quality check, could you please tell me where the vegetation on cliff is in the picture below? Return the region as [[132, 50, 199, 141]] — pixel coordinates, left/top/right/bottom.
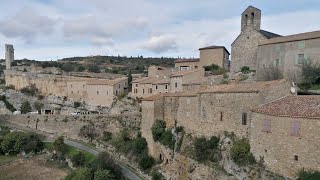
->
[[230, 138, 256, 166], [0, 95, 16, 112], [297, 169, 320, 180], [151, 120, 176, 150], [193, 136, 220, 163]]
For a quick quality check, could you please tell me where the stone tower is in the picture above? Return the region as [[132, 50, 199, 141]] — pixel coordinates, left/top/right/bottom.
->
[[241, 6, 261, 32], [5, 44, 14, 70]]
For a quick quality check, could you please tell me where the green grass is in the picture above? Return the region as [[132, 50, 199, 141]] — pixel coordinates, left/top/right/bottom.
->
[[0, 155, 19, 165], [44, 142, 96, 164]]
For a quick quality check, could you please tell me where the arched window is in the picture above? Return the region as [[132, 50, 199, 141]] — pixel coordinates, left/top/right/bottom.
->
[[251, 12, 255, 24], [245, 14, 248, 25]]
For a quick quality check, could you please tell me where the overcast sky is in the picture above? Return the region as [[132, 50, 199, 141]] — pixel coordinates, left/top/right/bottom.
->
[[0, 0, 320, 60]]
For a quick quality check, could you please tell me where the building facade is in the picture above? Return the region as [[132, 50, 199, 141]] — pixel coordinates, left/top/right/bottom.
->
[[199, 46, 230, 70], [250, 96, 320, 177], [256, 31, 320, 82], [231, 6, 281, 73]]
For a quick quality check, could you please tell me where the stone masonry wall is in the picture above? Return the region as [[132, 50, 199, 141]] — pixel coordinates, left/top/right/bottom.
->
[[1, 113, 140, 140], [250, 113, 320, 178]]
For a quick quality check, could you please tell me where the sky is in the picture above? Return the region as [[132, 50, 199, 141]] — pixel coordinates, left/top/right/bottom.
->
[[0, 0, 320, 61]]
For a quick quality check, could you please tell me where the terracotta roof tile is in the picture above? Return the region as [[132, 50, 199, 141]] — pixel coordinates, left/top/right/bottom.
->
[[252, 95, 320, 119], [259, 30, 320, 45], [200, 79, 286, 94]]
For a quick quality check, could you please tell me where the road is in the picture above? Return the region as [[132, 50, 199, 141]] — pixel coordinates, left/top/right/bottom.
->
[[0, 121, 143, 180]]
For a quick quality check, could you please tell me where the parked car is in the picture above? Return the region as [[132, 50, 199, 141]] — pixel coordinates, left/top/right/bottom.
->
[[70, 112, 80, 115], [13, 111, 21, 115]]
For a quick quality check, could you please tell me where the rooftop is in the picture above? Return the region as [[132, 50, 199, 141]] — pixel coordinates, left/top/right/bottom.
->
[[87, 77, 128, 85], [175, 58, 199, 63], [259, 30, 320, 45], [259, 29, 282, 39], [142, 91, 198, 101], [198, 45, 230, 55], [200, 79, 286, 94], [171, 68, 204, 77], [252, 95, 320, 119]]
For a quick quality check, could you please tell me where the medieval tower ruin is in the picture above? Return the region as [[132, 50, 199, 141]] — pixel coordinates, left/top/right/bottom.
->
[[5, 44, 14, 70]]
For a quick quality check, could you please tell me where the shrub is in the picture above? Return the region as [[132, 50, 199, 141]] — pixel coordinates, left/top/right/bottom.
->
[[88, 65, 101, 73], [139, 154, 155, 171], [92, 152, 122, 178], [152, 171, 165, 180], [65, 167, 93, 180], [0, 132, 43, 155], [71, 152, 86, 167], [159, 130, 175, 150], [204, 64, 220, 71], [151, 120, 166, 141], [301, 63, 320, 89], [53, 136, 67, 155], [133, 137, 148, 154], [0, 95, 16, 112], [79, 123, 98, 142], [175, 126, 184, 134], [21, 101, 32, 114], [193, 136, 220, 162], [77, 65, 86, 72], [230, 138, 256, 166], [102, 131, 112, 142], [74, 101, 81, 108], [297, 169, 320, 180], [241, 66, 251, 74], [33, 101, 44, 111], [94, 169, 117, 180], [20, 84, 39, 96]]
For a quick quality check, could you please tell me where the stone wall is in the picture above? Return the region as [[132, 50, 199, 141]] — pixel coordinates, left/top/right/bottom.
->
[[1, 113, 140, 140], [256, 38, 320, 83], [250, 113, 320, 178]]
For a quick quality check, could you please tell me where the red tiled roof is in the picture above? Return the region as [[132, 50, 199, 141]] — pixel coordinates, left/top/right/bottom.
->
[[252, 95, 320, 119], [200, 79, 286, 94]]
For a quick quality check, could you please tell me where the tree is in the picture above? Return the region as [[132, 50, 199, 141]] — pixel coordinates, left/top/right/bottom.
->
[[151, 120, 166, 141], [231, 138, 256, 166], [139, 154, 155, 171], [67, 167, 93, 180], [133, 137, 148, 154], [53, 136, 67, 155], [71, 152, 85, 167], [193, 136, 220, 162], [33, 101, 44, 111], [159, 130, 175, 150], [128, 71, 133, 90], [79, 123, 98, 142], [77, 65, 86, 72], [94, 169, 117, 180], [21, 101, 32, 114], [88, 65, 101, 73], [301, 63, 320, 89]]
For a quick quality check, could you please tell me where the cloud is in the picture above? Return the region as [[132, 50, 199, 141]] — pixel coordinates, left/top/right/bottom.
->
[[0, 7, 57, 43], [143, 35, 177, 53]]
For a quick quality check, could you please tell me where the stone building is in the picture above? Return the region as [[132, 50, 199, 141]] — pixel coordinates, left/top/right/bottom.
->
[[4, 70, 128, 107], [199, 45, 230, 71], [256, 31, 320, 82], [141, 79, 292, 162], [174, 59, 199, 71], [231, 6, 281, 73], [5, 44, 14, 70], [250, 96, 320, 178], [147, 65, 172, 78], [131, 68, 205, 98]]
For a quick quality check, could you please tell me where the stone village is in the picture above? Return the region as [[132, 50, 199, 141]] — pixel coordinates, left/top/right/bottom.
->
[[1, 6, 320, 180]]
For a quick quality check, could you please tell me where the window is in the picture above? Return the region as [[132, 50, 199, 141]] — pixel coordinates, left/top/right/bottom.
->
[[97, 91, 99, 95], [262, 118, 271, 133], [274, 59, 280, 67], [83, 85, 85, 88], [251, 12, 255, 24], [220, 112, 223, 121], [295, 54, 305, 64], [175, 82, 178, 88], [294, 155, 299, 161], [156, 85, 158, 90], [115, 90, 118, 96], [165, 84, 168, 90], [135, 84, 138, 87], [195, 66, 198, 69], [291, 120, 301, 137], [245, 14, 248, 25], [275, 44, 281, 52], [298, 41, 305, 49], [242, 112, 247, 125], [149, 88, 152, 93], [143, 89, 145, 94]]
